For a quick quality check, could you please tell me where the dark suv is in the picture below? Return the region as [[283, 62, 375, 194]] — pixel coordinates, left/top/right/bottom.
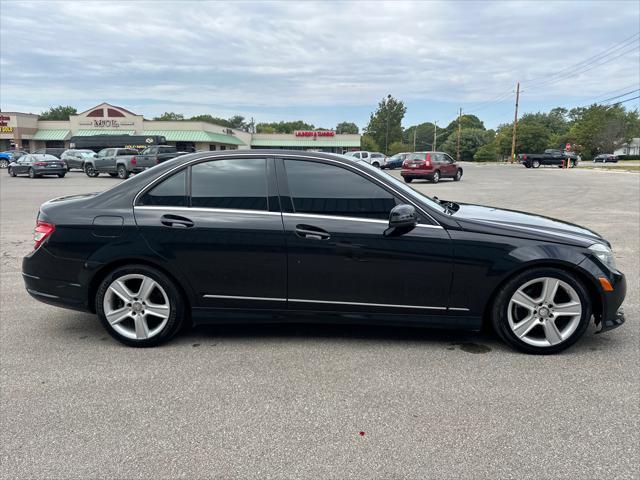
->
[[401, 151, 463, 183]]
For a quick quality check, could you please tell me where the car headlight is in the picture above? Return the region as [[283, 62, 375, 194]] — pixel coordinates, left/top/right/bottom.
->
[[589, 243, 616, 270]]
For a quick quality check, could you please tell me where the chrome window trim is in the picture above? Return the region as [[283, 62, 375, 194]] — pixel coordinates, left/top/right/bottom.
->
[[283, 212, 443, 229], [132, 153, 442, 226], [288, 298, 447, 310], [135, 205, 281, 216]]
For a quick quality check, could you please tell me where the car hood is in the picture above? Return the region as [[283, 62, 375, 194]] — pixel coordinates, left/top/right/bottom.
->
[[451, 203, 606, 247]]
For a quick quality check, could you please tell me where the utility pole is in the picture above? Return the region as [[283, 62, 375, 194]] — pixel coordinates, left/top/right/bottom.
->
[[510, 82, 520, 163], [413, 127, 417, 152], [433, 122, 438, 151], [456, 108, 462, 161]]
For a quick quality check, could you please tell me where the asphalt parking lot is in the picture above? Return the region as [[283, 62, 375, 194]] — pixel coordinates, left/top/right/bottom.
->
[[1, 163, 638, 479]]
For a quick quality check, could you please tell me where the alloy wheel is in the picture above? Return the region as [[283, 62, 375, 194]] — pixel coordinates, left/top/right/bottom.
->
[[432, 171, 440, 183], [507, 276, 582, 347], [0, 159, 8, 168], [103, 274, 171, 341]]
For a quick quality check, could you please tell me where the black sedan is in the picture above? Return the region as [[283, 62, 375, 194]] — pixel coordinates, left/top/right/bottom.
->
[[8, 154, 67, 178], [22, 151, 626, 353]]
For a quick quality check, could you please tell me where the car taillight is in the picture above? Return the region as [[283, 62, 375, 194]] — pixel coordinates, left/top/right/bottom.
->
[[33, 220, 55, 250], [131, 156, 137, 165], [34, 162, 47, 166], [425, 153, 431, 167]]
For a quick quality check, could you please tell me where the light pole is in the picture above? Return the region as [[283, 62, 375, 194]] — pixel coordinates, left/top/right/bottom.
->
[[433, 122, 438, 151]]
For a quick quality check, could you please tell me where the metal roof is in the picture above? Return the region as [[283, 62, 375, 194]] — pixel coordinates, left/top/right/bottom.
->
[[74, 130, 135, 136], [250, 138, 361, 147], [143, 130, 245, 145], [32, 129, 70, 141]]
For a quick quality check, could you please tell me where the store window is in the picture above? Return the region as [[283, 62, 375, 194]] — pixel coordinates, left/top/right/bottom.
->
[[209, 145, 216, 151]]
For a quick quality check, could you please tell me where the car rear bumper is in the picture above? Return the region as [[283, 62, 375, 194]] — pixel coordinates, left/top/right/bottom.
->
[[401, 169, 434, 178], [34, 167, 66, 175]]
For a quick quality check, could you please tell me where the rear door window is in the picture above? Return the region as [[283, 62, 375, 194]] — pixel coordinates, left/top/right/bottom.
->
[[139, 169, 188, 206]]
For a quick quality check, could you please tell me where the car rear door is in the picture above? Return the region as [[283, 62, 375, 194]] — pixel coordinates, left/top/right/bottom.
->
[[134, 155, 287, 310], [277, 157, 453, 315]]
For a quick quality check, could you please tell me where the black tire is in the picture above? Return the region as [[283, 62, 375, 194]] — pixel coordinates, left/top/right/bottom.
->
[[403, 177, 413, 183], [109, 173, 119, 177], [532, 160, 541, 168], [0, 159, 8, 169], [96, 264, 185, 347], [85, 164, 99, 177], [8, 167, 16, 177], [454, 169, 463, 181], [431, 170, 440, 183], [491, 267, 592, 354], [524, 163, 531, 168], [67, 166, 72, 172], [58, 173, 66, 178], [371, 162, 380, 169], [117, 165, 129, 179], [28, 168, 36, 178]]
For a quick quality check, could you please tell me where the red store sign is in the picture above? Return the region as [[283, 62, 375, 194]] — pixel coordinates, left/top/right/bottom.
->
[[294, 130, 335, 137]]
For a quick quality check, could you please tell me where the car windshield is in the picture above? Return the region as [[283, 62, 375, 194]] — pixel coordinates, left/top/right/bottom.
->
[[355, 160, 448, 214], [79, 151, 96, 157]]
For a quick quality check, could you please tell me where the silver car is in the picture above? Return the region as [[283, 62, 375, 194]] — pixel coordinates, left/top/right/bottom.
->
[[60, 149, 97, 171]]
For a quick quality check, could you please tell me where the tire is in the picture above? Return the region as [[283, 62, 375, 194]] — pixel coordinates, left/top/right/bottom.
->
[[532, 160, 541, 168], [431, 171, 440, 183], [0, 159, 8, 169], [96, 264, 185, 347], [67, 166, 72, 172], [524, 164, 531, 168], [117, 165, 129, 179], [28, 168, 36, 178], [571, 160, 577, 168], [8, 167, 16, 177], [85, 164, 99, 177], [58, 173, 66, 178], [454, 169, 463, 181], [403, 177, 413, 183], [491, 267, 592, 354], [371, 162, 380, 169]]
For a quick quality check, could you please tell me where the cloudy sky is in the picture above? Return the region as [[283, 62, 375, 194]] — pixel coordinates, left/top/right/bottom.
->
[[1, 1, 638, 129]]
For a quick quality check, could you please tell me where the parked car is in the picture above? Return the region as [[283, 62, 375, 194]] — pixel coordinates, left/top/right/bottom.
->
[[8, 154, 66, 178], [84, 148, 150, 179], [33, 148, 67, 159], [401, 151, 462, 183], [518, 149, 578, 168], [382, 152, 411, 170], [135, 145, 187, 165], [60, 149, 97, 171], [593, 154, 618, 163], [343, 151, 387, 168], [22, 151, 625, 353], [0, 150, 28, 168]]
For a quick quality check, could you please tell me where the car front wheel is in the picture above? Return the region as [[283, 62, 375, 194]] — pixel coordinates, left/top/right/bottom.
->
[[96, 265, 185, 347], [85, 164, 99, 177], [454, 169, 463, 181], [532, 160, 541, 168], [117, 165, 129, 179], [0, 159, 8, 169], [403, 177, 413, 183], [491, 268, 591, 354]]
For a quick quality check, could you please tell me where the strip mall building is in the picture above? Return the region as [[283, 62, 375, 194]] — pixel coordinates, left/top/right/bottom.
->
[[0, 102, 361, 153]]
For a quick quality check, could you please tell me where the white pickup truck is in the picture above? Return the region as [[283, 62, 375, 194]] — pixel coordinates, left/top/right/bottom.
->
[[343, 151, 388, 168]]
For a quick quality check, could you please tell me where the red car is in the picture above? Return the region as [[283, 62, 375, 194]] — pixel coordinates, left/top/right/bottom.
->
[[401, 151, 463, 183]]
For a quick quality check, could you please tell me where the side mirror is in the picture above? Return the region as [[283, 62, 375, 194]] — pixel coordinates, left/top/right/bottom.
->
[[384, 204, 418, 236]]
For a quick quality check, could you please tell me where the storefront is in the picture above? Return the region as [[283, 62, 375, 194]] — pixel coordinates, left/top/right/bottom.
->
[[0, 102, 361, 154]]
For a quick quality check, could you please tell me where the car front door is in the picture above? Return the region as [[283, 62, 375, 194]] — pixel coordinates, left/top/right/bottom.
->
[[134, 156, 287, 310], [278, 158, 453, 315]]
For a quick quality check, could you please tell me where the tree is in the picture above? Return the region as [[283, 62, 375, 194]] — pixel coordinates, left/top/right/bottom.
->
[[402, 122, 444, 151], [189, 114, 231, 127], [255, 120, 315, 133], [474, 142, 499, 162], [360, 134, 380, 152], [336, 122, 359, 134], [39, 105, 77, 120], [154, 112, 184, 121], [441, 128, 494, 161], [495, 122, 550, 156], [227, 115, 247, 130], [365, 95, 406, 154], [387, 141, 411, 156]]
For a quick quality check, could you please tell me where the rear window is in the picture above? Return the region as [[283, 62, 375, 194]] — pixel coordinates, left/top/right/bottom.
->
[[118, 149, 139, 156], [140, 169, 187, 207], [407, 152, 428, 161]]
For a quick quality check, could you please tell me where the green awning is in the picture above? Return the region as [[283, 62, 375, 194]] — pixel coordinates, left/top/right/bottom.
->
[[250, 138, 361, 147], [75, 130, 135, 136], [32, 129, 70, 141], [143, 130, 245, 145]]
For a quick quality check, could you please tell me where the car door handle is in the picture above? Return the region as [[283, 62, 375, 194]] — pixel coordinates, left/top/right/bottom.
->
[[295, 224, 330, 240], [160, 214, 194, 228]]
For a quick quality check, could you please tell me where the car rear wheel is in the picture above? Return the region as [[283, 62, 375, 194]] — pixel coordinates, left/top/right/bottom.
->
[[96, 265, 185, 347], [491, 267, 591, 354], [532, 160, 541, 168], [117, 165, 129, 179], [85, 164, 99, 177], [0, 159, 8, 169], [454, 169, 463, 181], [28, 168, 37, 179], [431, 171, 440, 183], [58, 173, 66, 178], [404, 177, 413, 183], [372, 161, 380, 168]]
